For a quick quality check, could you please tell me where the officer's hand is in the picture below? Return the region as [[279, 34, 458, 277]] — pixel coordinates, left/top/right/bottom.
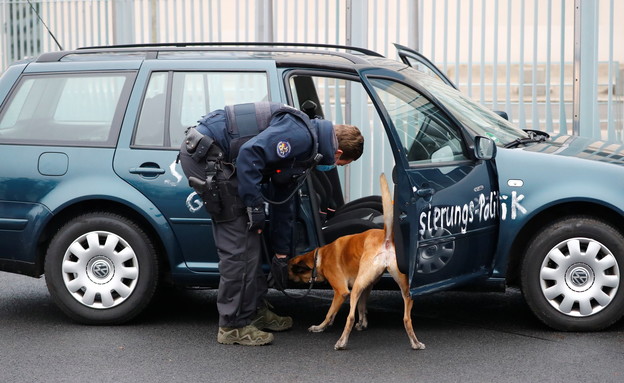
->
[[268, 255, 289, 291], [247, 205, 265, 233]]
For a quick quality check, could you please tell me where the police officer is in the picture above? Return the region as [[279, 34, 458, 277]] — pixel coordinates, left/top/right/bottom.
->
[[179, 102, 364, 346]]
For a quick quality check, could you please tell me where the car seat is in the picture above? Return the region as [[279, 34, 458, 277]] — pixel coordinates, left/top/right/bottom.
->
[[309, 168, 384, 244]]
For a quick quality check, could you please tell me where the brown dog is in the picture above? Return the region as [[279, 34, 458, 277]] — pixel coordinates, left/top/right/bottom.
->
[[288, 173, 425, 350]]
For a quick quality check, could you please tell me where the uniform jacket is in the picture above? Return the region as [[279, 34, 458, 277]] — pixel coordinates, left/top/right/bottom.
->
[[195, 103, 337, 254], [195, 103, 337, 207]]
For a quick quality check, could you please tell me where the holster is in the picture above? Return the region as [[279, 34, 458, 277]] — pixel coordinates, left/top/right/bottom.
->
[[186, 127, 218, 163], [183, 127, 245, 222], [212, 163, 246, 222]]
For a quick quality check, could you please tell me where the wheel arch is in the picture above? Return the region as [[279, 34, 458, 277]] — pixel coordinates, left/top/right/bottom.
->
[[504, 201, 624, 287], [35, 199, 170, 278]]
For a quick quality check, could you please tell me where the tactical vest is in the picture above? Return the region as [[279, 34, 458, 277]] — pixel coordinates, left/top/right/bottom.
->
[[225, 102, 320, 168], [180, 102, 325, 218]]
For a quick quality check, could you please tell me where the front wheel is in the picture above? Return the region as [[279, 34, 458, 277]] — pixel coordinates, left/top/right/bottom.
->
[[521, 216, 624, 331], [45, 212, 159, 324]]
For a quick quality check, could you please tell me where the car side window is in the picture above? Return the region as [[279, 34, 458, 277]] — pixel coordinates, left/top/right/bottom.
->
[[133, 71, 269, 148], [368, 78, 468, 165], [0, 73, 133, 146]]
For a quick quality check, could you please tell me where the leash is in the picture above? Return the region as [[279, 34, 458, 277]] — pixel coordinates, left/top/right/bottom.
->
[[260, 153, 323, 205]]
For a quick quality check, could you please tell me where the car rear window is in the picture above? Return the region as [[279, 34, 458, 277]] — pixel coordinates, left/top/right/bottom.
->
[[0, 72, 135, 147], [133, 71, 270, 148]]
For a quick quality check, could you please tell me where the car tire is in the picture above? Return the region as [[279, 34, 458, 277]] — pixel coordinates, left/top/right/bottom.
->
[[521, 216, 624, 331], [44, 212, 158, 325]]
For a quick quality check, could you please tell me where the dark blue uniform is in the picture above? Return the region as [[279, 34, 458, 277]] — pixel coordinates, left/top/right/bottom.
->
[[186, 102, 337, 328], [196, 105, 337, 253]]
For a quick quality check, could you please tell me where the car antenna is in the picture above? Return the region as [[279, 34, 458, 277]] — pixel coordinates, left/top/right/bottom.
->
[[27, 0, 63, 51]]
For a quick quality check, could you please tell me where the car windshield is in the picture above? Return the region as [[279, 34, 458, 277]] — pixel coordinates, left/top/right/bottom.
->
[[402, 67, 529, 146]]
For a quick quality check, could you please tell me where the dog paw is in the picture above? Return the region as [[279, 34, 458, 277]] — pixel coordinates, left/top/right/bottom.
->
[[334, 340, 347, 350], [355, 323, 367, 331], [308, 325, 325, 333], [411, 341, 425, 350]]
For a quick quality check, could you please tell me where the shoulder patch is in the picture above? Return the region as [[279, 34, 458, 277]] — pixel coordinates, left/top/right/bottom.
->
[[276, 140, 291, 158]]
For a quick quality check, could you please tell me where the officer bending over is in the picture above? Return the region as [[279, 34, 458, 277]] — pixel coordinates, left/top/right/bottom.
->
[[178, 102, 364, 346]]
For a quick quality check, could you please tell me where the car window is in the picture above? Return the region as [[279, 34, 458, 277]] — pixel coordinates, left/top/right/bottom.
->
[[403, 56, 451, 86], [287, 72, 398, 200], [134, 71, 270, 148], [289, 75, 352, 123], [0, 73, 133, 146], [368, 78, 468, 165], [398, 66, 527, 145]]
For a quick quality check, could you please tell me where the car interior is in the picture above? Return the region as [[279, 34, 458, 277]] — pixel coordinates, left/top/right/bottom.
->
[[288, 74, 385, 250]]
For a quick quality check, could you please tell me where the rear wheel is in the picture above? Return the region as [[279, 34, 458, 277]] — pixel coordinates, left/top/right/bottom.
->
[[521, 216, 624, 331], [45, 212, 158, 324]]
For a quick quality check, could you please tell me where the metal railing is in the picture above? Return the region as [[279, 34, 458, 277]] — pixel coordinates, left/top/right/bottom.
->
[[1, 0, 622, 198]]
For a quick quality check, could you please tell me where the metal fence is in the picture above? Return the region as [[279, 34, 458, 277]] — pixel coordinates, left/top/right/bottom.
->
[[1, 0, 622, 140]]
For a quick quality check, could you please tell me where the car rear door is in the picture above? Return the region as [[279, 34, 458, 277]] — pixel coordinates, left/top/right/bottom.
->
[[113, 59, 280, 273], [358, 68, 499, 295]]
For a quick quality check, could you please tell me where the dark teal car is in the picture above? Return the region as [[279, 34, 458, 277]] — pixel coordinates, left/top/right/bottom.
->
[[1, 43, 623, 331]]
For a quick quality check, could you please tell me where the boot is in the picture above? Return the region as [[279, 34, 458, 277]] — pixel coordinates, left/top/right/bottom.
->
[[217, 324, 274, 346], [250, 302, 293, 332]]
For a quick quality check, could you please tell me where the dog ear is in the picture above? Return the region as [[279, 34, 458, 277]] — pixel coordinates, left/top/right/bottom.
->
[[291, 260, 312, 274]]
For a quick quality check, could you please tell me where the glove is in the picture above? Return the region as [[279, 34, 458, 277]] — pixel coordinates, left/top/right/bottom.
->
[[246, 205, 265, 232], [268, 256, 289, 291]]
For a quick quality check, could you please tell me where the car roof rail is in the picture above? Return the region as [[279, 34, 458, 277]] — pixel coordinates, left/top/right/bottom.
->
[[75, 41, 385, 57]]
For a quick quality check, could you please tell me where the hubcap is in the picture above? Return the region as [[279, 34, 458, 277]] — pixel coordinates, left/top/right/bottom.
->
[[87, 257, 115, 284], [61, 231, 139, 309], [539, 237, 620, 317], [565, 264, 594, 292]]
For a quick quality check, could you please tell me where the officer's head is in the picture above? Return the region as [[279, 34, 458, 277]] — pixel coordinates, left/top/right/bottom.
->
[[334, 124, 364, 165]]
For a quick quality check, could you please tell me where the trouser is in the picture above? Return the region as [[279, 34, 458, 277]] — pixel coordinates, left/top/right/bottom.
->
[[179, 140, 270, 326], [213, 213, 268, 328]]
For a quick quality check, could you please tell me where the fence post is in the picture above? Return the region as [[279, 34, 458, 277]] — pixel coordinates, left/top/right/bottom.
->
[[0, 1, 7, 70], [346, 0, 367, 48], [149, 0, 159, 43], [408, 0, 420, 52], [112, 0, 135, 45], [344, 0, 370, 201], [573, 0, 599, 138], [255, 0, 274, 42]]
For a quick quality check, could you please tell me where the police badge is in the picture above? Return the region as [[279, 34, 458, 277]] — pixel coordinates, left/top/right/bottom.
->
[[276, 140, 291, 158]]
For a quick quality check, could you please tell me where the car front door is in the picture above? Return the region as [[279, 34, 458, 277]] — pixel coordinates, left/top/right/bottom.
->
[[358, 70, 499, 295], [113, 59, 280, 273]]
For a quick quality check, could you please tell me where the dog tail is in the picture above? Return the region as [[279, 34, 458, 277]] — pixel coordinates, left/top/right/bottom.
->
[[380, 173, 393, 247]]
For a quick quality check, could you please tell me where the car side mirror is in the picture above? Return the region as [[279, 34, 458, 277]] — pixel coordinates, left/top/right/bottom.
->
[[494, 110, 509, 120], [474, 136, 496, 160]]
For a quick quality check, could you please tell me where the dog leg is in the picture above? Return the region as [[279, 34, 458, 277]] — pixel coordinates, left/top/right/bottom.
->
[[334, 284, 363, 350], [309, 291, 347, 333], [334, 263, 383, 350], [355, 284, 373, 331], [389, 265, 425, 350]]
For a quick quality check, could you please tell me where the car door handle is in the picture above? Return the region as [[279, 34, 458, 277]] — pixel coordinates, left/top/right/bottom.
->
[[416, 188, 435, 198], [129, 165, 165, 176]]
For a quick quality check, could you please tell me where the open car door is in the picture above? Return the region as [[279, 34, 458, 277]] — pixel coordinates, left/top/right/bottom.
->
[[357, 67, 499, 296]]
